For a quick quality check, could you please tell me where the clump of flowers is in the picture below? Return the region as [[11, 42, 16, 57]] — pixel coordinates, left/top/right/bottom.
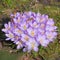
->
[[2, 11, 57, 52]]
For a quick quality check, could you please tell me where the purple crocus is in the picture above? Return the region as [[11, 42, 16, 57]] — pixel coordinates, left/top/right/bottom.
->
[[15, 41, 23, 49], [5, 31, 15, 41], [25, 38, 39, 52], [2, 22, 12, 33], [37, 35, 49, 47], [2, 11, 57, 52]]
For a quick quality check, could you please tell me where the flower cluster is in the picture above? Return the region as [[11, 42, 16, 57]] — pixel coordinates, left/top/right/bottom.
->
[[2, 11, 57, 52]]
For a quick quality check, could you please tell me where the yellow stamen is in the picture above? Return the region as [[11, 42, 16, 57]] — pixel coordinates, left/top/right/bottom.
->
[[24, 36, 29, 41], [8, 34, 14, 38], [39, 38, 43, 44], [17, 30, 22, 34], [31, 31, 35, 37], [47, 34, 52, 39], [23, 25, 27, 30], [31, 42, 35, 48]]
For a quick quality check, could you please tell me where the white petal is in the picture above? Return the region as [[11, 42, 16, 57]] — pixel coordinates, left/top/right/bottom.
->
[[5, 34, 9, 37], [6, 38, 10, 40], [16, 41, 19, 44], [4, 24, 8, 28], [17, 45, 21, 49], [34, 47, 38, 52], [11, 38, 14, 41], [23, 48, 27, 52], [8, 22, 11, 28], [2, 29, 7, 32]]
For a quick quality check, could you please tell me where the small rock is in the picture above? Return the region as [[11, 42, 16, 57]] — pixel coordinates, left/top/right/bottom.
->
[[9, 50, 13, 53]]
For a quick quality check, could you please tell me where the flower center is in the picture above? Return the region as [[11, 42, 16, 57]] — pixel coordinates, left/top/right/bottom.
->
[[15, 36, 19, 39], [31, 31, 35, 37], [47, 34, 52, 39], [39, 38, 43, 44], [31, 42, 35, 48], [40, 24, 45, 28], [17, 19, 20, 23], [23, 25, 27, 30], [8, 34, 14, 38], [17, 30, 22, 34], [24, 36, 29, 41]]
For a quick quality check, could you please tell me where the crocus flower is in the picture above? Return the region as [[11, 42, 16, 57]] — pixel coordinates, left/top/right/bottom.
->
[[13, 17, 21, 24], [46, 31, 57, 42], [5, 31, 14, 41], [37, 35, 49, 47], [2, 22, 11, 33], [2, 11, 57, 52], [25, 38, 39, 52], [21, 33, 30, 42], [27, 27, 37, 37], [15, 41, 23, 49], [20, 22, 28, 30], [14, 28, 23, 36]]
